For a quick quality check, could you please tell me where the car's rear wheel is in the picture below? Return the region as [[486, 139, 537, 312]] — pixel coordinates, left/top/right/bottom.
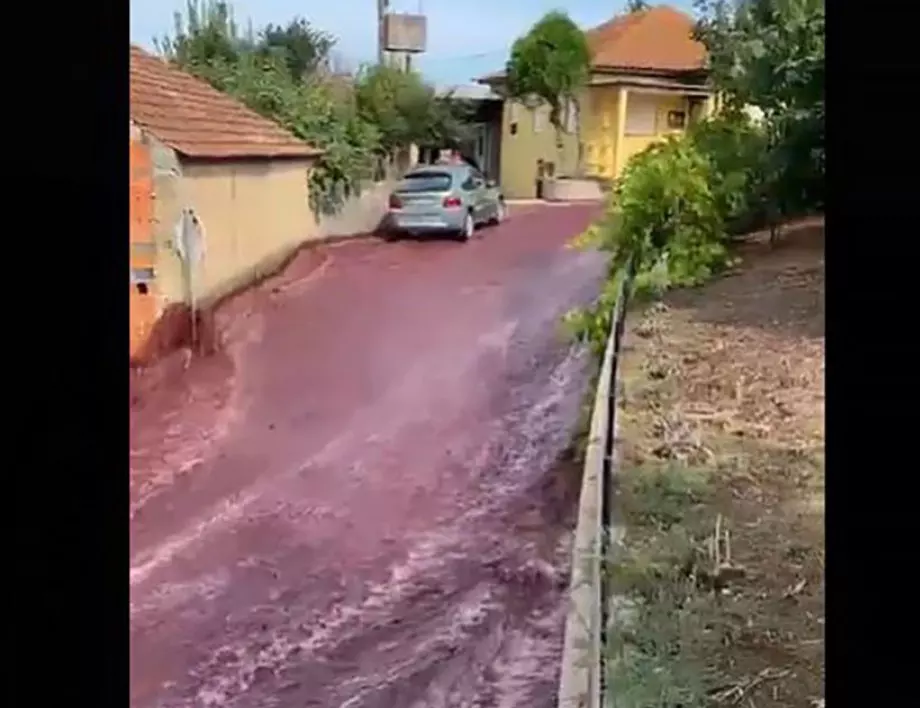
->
[[457, 212, 474, 241]]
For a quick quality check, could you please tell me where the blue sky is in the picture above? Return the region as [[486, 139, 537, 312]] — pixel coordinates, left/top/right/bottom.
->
[[130, 0, 696, 87]]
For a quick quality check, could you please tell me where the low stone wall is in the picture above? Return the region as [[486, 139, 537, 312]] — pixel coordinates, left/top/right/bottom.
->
[[314, 179, 398, 240]]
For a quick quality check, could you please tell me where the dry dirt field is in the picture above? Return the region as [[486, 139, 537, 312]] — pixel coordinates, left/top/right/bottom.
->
[[608, 219, 824, 708]]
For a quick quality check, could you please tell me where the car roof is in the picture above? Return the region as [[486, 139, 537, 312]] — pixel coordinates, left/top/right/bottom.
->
[[404, 164, 471, 178]]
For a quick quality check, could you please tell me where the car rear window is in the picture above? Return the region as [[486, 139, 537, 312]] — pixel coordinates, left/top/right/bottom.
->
[[398, 172, 453, 193]]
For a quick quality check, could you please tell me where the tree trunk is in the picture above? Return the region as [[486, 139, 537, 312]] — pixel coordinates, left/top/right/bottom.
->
[[573, 97, 584, 177], [555, 124, 565, 176]]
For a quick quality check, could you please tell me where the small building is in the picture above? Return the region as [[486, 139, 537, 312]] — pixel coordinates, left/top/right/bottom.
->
[[479, 6, 716, 199], [129, 45, 322, 363]]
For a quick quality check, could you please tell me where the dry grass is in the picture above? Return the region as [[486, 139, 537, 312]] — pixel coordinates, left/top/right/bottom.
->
[[606, 219, 825, 708]]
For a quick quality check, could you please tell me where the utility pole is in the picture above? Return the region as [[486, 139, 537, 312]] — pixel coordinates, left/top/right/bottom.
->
[[377, 0, 389, 66]]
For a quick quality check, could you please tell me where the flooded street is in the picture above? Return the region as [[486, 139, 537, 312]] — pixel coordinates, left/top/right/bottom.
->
[[130, 204, 606, 708]]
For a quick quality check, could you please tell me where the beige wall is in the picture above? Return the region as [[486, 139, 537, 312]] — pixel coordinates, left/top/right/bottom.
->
[[313, 178, 399, 240], [138, 126, 397, 316], [619, 92, 690, 172], [180, 158, 317, 303], [499, 100, 578, 199], [584, 87, 692, 179]]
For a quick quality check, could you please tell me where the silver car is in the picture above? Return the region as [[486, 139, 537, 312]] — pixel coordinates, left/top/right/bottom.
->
[[384, 164, 507, 242]]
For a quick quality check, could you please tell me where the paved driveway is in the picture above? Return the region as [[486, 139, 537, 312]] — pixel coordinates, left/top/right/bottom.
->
[[130, 204, 605, 708]]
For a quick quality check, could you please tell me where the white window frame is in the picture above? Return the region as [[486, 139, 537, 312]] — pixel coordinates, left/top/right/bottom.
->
[[624, 96, 657, 136], [508, 101, 520, 125], [533, 104, 548, 133]]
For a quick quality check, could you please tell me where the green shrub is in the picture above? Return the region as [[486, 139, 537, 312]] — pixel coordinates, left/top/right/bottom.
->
[[207, 52, 378, 214], [566, 136, 731, 355], [158, 1, 471, 217], [686, 110, 768, 235]]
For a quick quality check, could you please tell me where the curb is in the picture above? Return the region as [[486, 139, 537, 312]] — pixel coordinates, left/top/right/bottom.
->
[[557, 321, 616, 708], [557, 269, 634, 708]]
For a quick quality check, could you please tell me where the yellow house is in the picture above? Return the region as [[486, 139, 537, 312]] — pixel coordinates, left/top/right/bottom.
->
[[479, 6, 716, 199]]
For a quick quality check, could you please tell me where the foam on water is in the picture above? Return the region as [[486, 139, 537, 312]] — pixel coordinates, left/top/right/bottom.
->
[[185, 344, 589, 708]]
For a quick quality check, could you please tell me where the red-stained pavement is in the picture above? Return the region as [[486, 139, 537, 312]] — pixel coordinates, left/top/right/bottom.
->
[[130, 204, 605, 708]]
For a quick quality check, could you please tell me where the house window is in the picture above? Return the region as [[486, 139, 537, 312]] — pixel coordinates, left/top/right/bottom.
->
[[624, 96, 657, 136], [667, 110, 687, 129], [533, 105, 547, 133]]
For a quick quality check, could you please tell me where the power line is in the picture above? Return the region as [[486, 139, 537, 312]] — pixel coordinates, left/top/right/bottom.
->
[[420, 49, 507, 63]]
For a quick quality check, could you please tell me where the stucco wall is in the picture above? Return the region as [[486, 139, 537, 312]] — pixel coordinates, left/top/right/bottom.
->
[[313, 178, 398, 240], [584, 88, 692, 179], [138, 124, 400, 313], [581, 87, 621, 180], [619, 93, 690, 171], [499, 100, 578, 200], [180, 158, 317, 304], [131, 123, 405, 364]]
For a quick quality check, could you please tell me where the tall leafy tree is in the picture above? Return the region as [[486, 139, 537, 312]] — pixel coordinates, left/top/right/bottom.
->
[[156, 1, 377, 214], [353, 65, 474, 160], [153, 0, 472, 213], [505, 11, 591, 170], [155, 1, 244, 69], [694, 0, 825, 213], [259, 19, 336, 81]]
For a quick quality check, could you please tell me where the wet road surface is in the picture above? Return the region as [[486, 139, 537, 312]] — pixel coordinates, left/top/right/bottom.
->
[[130, 204, 605, 708]]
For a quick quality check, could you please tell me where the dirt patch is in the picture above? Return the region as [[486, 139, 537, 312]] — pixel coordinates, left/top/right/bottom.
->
[[607, 219, 824, 708]]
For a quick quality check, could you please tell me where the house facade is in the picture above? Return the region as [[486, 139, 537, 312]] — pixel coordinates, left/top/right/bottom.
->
[[129, 45, 322, 364], [479, 6, 716, 199]]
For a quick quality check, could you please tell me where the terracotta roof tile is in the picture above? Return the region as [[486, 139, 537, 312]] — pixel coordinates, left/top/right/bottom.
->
[[476, 5, 707, 85], [587, 5, 706, 73], [129, 45, 322, 159]]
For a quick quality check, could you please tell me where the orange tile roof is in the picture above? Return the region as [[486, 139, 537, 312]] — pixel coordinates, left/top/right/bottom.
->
[[588, 5, 706, 73], [129, 45, 322, 160]]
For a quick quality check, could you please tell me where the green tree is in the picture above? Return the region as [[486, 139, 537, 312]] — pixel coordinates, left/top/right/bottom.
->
[[568, 0, 825, 357], [353, 64, 475, 160], [156, 1, 473, 213], [155, 1, 244, 69], [567, 136, 731, 356], [259, 18, 336, 81], [505, 10, 591, 170], [157, 0, 378, 215], [694, 0, 825, 215]]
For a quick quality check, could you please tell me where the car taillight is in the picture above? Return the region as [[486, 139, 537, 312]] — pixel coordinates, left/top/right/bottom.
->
[[442, 196, 462, 208], [389, 194, 403, 209]]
